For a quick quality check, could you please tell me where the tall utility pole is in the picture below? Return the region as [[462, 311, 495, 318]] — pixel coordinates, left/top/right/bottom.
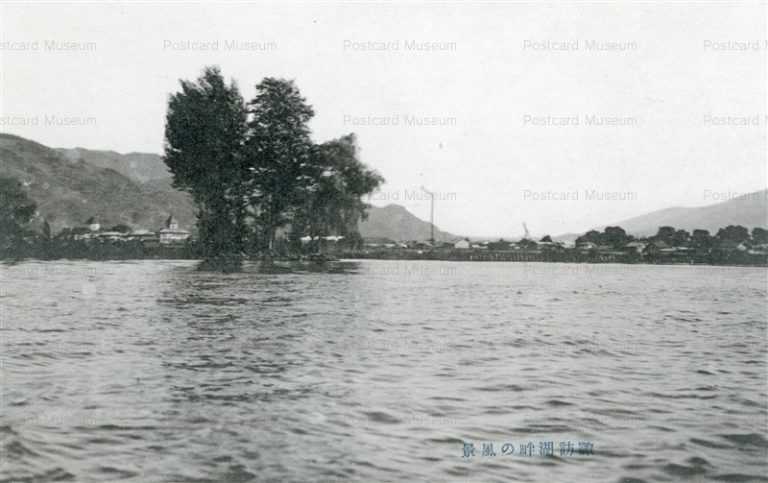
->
[[420, 185, 435, 245]]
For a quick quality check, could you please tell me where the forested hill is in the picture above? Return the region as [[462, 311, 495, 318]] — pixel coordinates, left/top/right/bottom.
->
[[57, 147, 170, 183], [358, 204, 457, 241], [0, 133, 196, 233]]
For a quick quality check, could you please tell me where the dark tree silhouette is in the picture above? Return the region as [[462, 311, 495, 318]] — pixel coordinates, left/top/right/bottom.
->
[[246, 77, 315, 253], [716, 225, 750, 243], [752, 227, 768, 245], [603, 226, 631, 248], [164, 66, 249, 262], [691, 229, 713, 249], [576, 230, 601, 245], [291, 134, 383, 250], [0, 177, 37, 256], [672, 229, 690, 247], [163, 67, 384, 268], [654, 226, 676, 244]]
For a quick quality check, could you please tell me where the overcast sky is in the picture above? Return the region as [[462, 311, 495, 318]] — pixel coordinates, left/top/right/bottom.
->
[[1, 2, 765, 237]]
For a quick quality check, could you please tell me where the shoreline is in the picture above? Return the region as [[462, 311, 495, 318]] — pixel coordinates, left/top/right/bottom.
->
[[337, 249, 768, 267], [1, 255, 765, 269]]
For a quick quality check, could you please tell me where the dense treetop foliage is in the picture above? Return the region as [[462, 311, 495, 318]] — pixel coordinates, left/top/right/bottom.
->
[[0, 176, 37, 255], [163, 66, 383, 263]]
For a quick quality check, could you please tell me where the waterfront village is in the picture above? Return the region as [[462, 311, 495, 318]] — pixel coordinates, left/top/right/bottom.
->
[[68, 215, 192, 247], [51, 214, 768, 266], [354, 232, 768, 265]]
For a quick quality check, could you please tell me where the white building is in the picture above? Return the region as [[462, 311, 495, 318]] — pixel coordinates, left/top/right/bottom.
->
[[73, 216, 101, 240], [87, 216, 100, 233], [624, 241, 647, 254], [127, 229, 158, 243], [96, 231, 126, 241], [454, 239, 471, 249], [158, 215, 190, 244]]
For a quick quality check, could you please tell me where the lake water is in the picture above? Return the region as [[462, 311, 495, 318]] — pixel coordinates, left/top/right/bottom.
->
[[1, 260, 766, 483]]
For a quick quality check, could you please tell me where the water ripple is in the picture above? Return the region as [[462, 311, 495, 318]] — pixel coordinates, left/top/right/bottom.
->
[[0, 260, 765, 482]]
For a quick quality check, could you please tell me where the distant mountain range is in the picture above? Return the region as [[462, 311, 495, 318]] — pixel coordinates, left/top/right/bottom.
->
[[555, 190, 768, 242], [3, 133, 763, 241], [604, 191, 767, 235]]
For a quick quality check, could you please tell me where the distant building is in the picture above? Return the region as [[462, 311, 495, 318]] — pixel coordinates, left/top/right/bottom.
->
[[73, 216, 101, 240], [642, 240, 670, 257], [158, 215, 190, 244], [623, 241, 647, 254], [577, 241, 598, 251], [96, 231, 126, 241], [84, 216, 101, 232], [454, 238, 471, 249], [537, 241, 561, 251], [408, 240, 434, 250], [127, 229, 158, 243], [300, 235, 345, 243], [748, 243, 768, 255], [363, 237, 397, 248]]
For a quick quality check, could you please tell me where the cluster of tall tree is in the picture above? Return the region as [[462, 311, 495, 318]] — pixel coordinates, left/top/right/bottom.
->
[[0, 177, 37, 257], [650, 225, 767, 248], [163, 67, 383, 263], [575, 226, 635, 248], [576, 224, 768, 249]]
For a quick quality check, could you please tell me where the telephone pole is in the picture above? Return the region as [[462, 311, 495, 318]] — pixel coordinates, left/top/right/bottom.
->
[[421, 185, 435, 245]]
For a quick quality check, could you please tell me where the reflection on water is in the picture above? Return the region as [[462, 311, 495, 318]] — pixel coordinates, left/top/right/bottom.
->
[[1, 260, 766, 482]]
